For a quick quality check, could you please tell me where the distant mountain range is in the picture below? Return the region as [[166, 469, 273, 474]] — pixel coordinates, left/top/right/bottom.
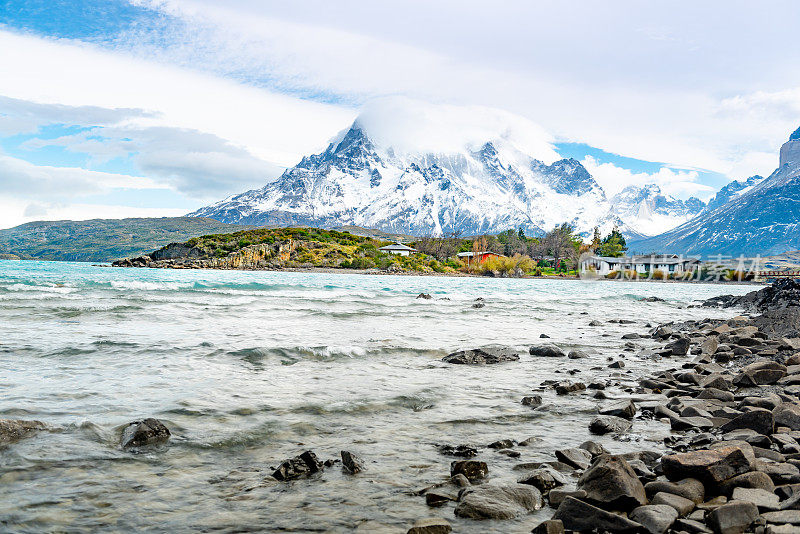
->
[[190, 120, 705, 239], [632, 129, 800, 257]]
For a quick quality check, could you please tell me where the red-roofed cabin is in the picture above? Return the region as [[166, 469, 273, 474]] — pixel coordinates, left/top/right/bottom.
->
[[457, 251, 502, 266]]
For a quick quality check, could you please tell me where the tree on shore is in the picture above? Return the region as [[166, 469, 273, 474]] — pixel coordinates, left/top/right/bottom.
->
[[597, 226, 627, 257]]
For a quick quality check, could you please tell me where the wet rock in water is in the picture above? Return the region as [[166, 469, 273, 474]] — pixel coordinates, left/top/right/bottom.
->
[[568, 349, 589, 359], [522, 395, 542, 407], [120, 418, 170, 448], [529, 344, 567, 358], [341, 450, 366, 474], [720, 408, 774, 435], [666, 337, 691, 356], [518, 467, 568, 493], [488, 439, 514, 449], [589, 415, 632, 435], [589, 320, 603, 326], [580, 440, 610, 458], [450, 460, 488, 482], [661, 446, 754, 485], [555, 447, 593, 470], [531, 519, 565, 534], [425, 490, 455, 507], [599, 399, 636, 419], [555, 381, 586, 395], [442, 347, 519, 365], [272, 450, 324, 481], [653, 326, 674, 339], [0, 419, 46, 443], [547, 488, 587, 507], [622, 333, 641, 340], [630, 504, 679, 534], [553, 497, 642, 532], [451, 474, 470, 487], [706, 500, 759, 534], [577, 454, 648, 510], [539, 333, 550, 338], [608, 360, 625, 368], [406, 517, 451, 534], [437, 444, 477, 458], [453, 484, 542, 520], [416, 293, 433, 300], [471, 302, 485, 309]]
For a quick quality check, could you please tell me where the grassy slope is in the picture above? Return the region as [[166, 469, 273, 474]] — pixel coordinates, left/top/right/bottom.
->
[[0, 217, 258, 262]]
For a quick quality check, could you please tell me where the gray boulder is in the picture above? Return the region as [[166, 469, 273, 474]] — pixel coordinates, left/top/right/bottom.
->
[[577, 455, 647, 511], [661, 446, 755, 485], [774, 403, 800, 430], [272, 450, 324, 481], [599, 399, 637, 419], [529, 344, 566, 357], [450, 460, 487, 482], [453, 484, 542, 520], [553, 497, 642, 532], [630, 504, 679, 534], [589, 415, 632, 435], [706, 500, 759, 534]]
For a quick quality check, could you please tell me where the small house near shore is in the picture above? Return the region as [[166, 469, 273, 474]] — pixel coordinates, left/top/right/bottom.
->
[[457, 251, 503, 266], [379, 243, 418, 256], [580, 254, 701, 276]]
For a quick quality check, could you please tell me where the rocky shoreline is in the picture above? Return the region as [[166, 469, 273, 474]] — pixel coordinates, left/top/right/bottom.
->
[[3, 281, 799, 533]]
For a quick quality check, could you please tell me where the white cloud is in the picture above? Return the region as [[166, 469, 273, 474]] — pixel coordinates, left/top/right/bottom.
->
[[581, 156, 714, 200]]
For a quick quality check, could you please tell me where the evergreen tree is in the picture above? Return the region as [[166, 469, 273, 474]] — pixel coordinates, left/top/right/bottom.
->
[[597, 226, 627, 257]]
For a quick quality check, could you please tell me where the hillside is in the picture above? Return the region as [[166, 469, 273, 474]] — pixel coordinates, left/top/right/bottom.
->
[[0, 217, 257, 262]]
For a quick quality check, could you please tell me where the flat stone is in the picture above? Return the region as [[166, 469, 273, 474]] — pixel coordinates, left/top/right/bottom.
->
[[407, 518, 452, 534], [706, 500, 759, 534], [579, 440, 610, 458], [553, 497, 642, 532], [589, 415, 632, 435], [674, 518, 713, 533], [774, 403, 800, 431], [425, 491, 454, 507], [599, 399, 637, 420], [454, 484, 543, 520], [761, 510, 800, 524], [518, 467, 568, 493], [555, 447, 593, 470], [652, 491, 695, 516], [732, 487, 780, 510], [577, 454, 647, 511], [630, 504, 679, 534], [661, 446, 755, 485], [718, 471, 775, 497], [547, 488, 586, 507], [645, 478, 705, 504]]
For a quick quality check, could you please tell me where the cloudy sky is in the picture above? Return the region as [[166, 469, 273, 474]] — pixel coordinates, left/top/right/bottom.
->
[[1, 0, 799, 229]]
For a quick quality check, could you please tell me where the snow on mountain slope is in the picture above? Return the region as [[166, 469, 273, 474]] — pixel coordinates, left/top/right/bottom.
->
[[632, 129, 800, 257], [190, 101, 704, 238], [609, 184, 706, 237]]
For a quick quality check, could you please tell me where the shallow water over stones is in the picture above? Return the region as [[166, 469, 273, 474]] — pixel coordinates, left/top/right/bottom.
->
[[0, 261, 759, 532]]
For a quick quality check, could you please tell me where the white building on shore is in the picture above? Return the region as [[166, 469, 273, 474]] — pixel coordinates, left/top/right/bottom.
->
[[580, 254, 701, 276], [379, 243, 418, 256]]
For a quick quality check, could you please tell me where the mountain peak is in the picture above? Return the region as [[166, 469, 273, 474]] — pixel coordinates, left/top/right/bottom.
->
[[790, 126, 800, 142]]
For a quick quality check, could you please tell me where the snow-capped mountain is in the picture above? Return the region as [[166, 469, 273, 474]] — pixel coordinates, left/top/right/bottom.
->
[[191, 119, 628, 237], [704, 174, 764, 212], [633, 128, 800, 257], [190, 106, 706, 238], [609, 184, 705, 237]]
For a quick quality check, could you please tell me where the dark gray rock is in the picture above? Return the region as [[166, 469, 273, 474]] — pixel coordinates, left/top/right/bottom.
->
[[272, 450, 324, 481], [450, 460, 488, 482], [555, 447, 593, 470], [589, 415, 632, 435], [522, 395, 542, 407], [599, 399, 637, 419], [529, 344, 567, 357], [416, 293, 433, 299], [341, 450, 366, 474], [706, 500, 759, 534], [630, 504, 679, 534], [568, 349, 589, 359], [453, 484, 542, 520], [518, 467, 567, 493], [667, 337, 691, 356], [438, 444, 477, 457], [120, 418, 170, 448], [717, 471, 775, 497], [531, 519, 565, 534], [488, 439, 514, 449], [442, 348, 519, 365], [553, 497, 642, 532], [645, 478, 705, 504], [555, 381, 585, 395], [579, 440, 610, 458], [406, 517, 451, 534], [661, 446, 755, 485], [774, 403, 800, 431], [577, 454, 647, 511], [731, 487, 779, 510], [720, 408, 774, 436], [651, 491, 695, 516]]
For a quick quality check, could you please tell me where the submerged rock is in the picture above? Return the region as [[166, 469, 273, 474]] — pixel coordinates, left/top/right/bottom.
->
[[272, 450, 324, 481], [442, 348, 519, 365], [0, 419, 46, 444], [341, 450, 366, 474], [120, 418, 170, 448], [437, 444, 477, 458]]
